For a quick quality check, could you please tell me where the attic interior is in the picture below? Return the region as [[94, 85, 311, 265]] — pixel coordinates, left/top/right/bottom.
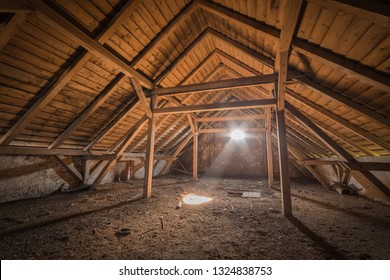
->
[[0, 0, 389, 260]]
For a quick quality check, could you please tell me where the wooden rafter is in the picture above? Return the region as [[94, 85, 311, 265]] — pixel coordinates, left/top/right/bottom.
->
[[0, 0, 144, 146], [214, 46, 389, 154], [26, 0, 153, 88], [130, 77, 152, 118], [0, 0, 31, 12], [295, 77, 390, 129], [83, 98, 139, 151], [153, 27, 209, 85], [275, 0, 303, 110], [0, 13, 27, 51], [292, 39, 390, 92], [286, 102, 390, 199], [306, 0, 390, 28], [195, 0, 390, 91], [287, 90, 390, 151], [131, 1, 197, 67], [49, 74, 127, 149]]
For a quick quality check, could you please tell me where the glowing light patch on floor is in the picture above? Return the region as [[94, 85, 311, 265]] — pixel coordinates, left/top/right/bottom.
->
[[182, 193, 212, 205]]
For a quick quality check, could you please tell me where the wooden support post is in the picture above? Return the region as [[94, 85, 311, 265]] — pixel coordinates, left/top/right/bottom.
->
[[266, 108, 274, 188], [144, 95, 157, 198], [276, 109, 292, 217], [83, 159, 92, 184], [193, 132, 198, 180], [144, 116, 156, 198]]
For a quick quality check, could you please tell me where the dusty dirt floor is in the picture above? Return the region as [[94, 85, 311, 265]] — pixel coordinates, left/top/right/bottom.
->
[[0, 175, 389, 260]]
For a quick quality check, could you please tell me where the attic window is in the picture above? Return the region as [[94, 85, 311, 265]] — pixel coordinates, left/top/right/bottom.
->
[[231, 129, 245, 140]]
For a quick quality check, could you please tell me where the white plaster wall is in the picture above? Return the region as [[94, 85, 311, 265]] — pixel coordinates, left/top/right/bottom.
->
[[0, 156, 72, 203], [315, 157, 390, 205]]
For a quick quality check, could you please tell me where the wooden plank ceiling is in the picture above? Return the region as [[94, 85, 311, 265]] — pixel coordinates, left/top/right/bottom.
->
[[0, 1, 389, 182]]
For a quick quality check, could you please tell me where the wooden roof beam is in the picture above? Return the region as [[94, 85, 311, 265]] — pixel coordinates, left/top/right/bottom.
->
[[292, 40, 390, 92], [152, 74, 283, 96], [48, 74, 127, 149], [26, 0, 153, 89], [0, 0, 31, 12], [295, 76, 390, 129], [196, 128, 265, 134], [306, 0, 390, 29], [209, 29, 274, 68], [287, 90, 390, 151], [286, 102, 390, 199], [130, 77, 152, 118], [275, 0, 303, 110], [0, 13, 28, 51], [216, 46, 390, 144], [0, 146, 111, 156], [196, 0, 390, 92], [83, 98, 139, 151], [195, 0, 279, 40], [153, 99, 276, 115], [0, 0, 144, 146], [196, 114, 266, 123], [153, 27, 209, 85], [131, 1, 197, 67]]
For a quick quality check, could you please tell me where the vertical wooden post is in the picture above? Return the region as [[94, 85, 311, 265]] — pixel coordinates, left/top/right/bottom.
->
[[266, 108, 274, 188], [276, 109, 292, 217], [144, 116, 156, 198], [144, 93, 157, 198], [83, 159, 91, 184], [193, 132, 198, 180]]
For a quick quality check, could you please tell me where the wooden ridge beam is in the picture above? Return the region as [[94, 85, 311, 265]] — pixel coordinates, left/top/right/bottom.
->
[[153, 99, 276, 115], [26, 0, 153, 89]]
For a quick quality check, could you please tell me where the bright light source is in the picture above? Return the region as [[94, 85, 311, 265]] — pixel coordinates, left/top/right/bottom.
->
[[231, 129, 245, 140], [182, 193, 212, 205]]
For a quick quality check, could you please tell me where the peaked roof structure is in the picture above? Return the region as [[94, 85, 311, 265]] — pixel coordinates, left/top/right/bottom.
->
[[0, 0, 389, 209]]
